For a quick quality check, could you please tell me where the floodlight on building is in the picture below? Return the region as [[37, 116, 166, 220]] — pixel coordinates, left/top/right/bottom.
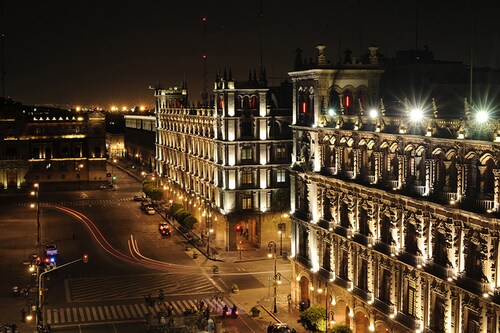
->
[[369, 109, 378, 119], [476, 110, 489, 123], [328, 108, 335, 116], [410, 108, 424, 121]]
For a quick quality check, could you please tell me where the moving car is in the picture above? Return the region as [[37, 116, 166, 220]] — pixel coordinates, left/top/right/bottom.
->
[[145, 206, 156, 215], [158, 223, 171, 236], [44, 244, 58, 256]]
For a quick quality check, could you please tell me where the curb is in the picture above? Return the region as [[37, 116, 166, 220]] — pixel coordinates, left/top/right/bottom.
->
[[258, 303, 282, 324]]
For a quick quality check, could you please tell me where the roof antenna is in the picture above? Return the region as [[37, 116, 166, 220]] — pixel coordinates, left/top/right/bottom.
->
[[415, 0, 419, 51], [201, 0, 208, 106], [1, 0, 6, 98], [469, 0, 475, 108], [259, 0, 264, 77]]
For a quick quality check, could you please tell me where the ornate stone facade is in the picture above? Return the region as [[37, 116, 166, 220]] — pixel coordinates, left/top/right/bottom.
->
[[289, 46, 500, 333], [155, 75, 293, 250]]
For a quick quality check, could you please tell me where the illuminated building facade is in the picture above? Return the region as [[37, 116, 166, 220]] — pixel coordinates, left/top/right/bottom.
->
[[0, 107, 107, 188], [155, 74, 293, 250], [289, 45, 500, 332], [124, 114, 156, 172]]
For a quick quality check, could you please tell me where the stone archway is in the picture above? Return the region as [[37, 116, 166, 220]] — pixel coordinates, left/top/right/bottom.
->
[[354, 311, 369, 333], [299, 276, 310, 302], [375, 321, 391, 333], [331, 299, 349, 327]]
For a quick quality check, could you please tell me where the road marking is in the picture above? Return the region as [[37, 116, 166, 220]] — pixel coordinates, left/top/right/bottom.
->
[[91, 307, 98, 320], [60, 308, 65, 323], [110, 305, 118, 319], [98, 306, 105, 320]]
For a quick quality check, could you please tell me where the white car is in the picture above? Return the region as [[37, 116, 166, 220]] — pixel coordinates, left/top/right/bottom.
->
[[44, 244, 58, 256], [145, 206, 156, 215], [133, 195, 145, 201]]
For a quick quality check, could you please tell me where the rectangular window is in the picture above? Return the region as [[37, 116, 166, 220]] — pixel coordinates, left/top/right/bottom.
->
[[277, 170, 286, 183], [406, 281, 416, 317], [241, 147, 252, 160], [242, 197, 252, 210], [241, 170, 253, 185], [276, 146, 286, 159], [339, 250, 348, 279]]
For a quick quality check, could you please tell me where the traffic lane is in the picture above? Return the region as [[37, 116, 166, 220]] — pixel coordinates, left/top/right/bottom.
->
[[47, 321, 146, 333]]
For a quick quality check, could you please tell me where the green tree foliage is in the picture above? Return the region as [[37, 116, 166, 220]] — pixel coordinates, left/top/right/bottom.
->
[[170, 203, 184, 215], [298, 306, 326, 332], [182, 216, 197, 230], [271, 188, 290, 213], [148, 188, 164, 201], [329, 324, 352, 333]]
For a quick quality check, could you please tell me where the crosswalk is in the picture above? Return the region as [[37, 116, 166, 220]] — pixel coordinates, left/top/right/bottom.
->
[[45, 296, 236, 326], [68, 273, 216, 301]]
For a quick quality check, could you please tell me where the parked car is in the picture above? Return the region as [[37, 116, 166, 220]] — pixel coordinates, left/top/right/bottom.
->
[[158, 223, 171, 237], [133, 194, 145, 201], [145, 206, 156, 215], [44, 244, 58, 256]]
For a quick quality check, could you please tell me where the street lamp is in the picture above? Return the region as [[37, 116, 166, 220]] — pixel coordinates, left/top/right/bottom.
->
[[38, 255, 88, 326], [268, 241, 279, 313], [30, 183, 41, 245], [207, 228, 213, 258], [77, 163, 84, 190], [278, 223, 286, 256]]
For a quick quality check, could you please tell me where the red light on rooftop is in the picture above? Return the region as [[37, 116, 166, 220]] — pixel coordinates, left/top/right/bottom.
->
[[202, 17, 206, 21]]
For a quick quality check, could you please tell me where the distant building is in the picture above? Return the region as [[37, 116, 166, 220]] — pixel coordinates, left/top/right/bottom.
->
[[124, 114, 156, 173], [288, 45, 500, 333], [0, 106, 107, 189], [155, 73, 293, 250]]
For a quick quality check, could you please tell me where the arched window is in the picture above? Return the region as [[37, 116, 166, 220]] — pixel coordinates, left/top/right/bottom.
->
[[343, 90, 353, 114], [405, 222, 417, 255], [328, 89, 341, 113], [250, 96, 257, 109], [243, 96, 250, 108]]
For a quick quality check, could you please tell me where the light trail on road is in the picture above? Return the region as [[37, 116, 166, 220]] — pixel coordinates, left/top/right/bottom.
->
[[54, 205, 199, 273]]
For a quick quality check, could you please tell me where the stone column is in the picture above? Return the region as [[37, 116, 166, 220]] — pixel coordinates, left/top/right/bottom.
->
[[477, 165, 487, 197], [335, 147, 342, 174], [456, 164, 464, 201], [374, 152, 381, 183], [494, 169, 500, 211], [397, 155, 405, 189]]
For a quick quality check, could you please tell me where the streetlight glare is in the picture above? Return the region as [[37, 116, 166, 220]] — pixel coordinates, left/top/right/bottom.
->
[[369, 109, 378, 119], [327, 108, 335, 116], [30, 203, 35, 208]]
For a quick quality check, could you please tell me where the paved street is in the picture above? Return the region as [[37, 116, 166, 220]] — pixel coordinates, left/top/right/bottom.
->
[[0, 163, 302, 333]]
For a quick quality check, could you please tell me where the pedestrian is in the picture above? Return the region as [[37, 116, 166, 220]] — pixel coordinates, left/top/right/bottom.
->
[[11, 323, 16, 333], [204, 306, 210, 320], [306, 298, 311, 309], [158, 288, 164, 301], [167, 304, 173, 316], [291, 328, 297, 333], [199, 299, 205, 312], [4, 323, 9, 333], [21, 308, 26, 322]]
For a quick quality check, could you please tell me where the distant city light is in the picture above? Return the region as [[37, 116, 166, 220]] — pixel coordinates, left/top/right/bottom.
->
[[122, 106, 127, 111], [75, 106, 81, 112], [111, 106, 117, 111], [140, 106, 146, 111]]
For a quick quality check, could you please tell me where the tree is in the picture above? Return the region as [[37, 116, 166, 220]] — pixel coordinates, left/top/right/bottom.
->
[[183, 216, 198, 230], [298, 306, 326, 332], [148, 188, 164, 201], [271, 188, 290, 215], [329, 324, 352, 333]]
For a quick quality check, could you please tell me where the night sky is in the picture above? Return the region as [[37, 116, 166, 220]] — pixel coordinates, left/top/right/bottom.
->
[[2, 0, 499, 108]]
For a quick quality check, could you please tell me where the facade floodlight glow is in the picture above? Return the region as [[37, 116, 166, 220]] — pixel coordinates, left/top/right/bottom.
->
[[328, 108, 335, 116], [369, 109, 378, 119], [476, 110, 489, 123], [410, 108, 424, 121]]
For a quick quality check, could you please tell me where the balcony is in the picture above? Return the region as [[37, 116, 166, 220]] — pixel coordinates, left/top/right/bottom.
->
[[476, 199, 495, 211]]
